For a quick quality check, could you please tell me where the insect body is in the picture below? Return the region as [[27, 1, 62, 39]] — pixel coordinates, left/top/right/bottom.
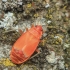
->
[[10, 25, 43, 64]]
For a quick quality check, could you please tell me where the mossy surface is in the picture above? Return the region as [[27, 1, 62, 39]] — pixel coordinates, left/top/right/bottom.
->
[[0, 0, 70, 70]]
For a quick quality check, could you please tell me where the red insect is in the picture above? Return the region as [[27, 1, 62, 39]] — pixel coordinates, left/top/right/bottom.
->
[[10, 25, 43, 64]]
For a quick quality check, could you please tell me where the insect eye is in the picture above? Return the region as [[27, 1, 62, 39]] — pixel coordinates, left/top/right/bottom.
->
[[35, 25, 37, 27], [41, 29, 43, 31]]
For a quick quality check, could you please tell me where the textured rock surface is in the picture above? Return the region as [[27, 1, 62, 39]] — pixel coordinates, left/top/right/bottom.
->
[[0, 0, 70, 70]]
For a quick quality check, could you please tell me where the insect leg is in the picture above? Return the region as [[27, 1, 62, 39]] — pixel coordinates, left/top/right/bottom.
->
[[30, 49, 41, 59]]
